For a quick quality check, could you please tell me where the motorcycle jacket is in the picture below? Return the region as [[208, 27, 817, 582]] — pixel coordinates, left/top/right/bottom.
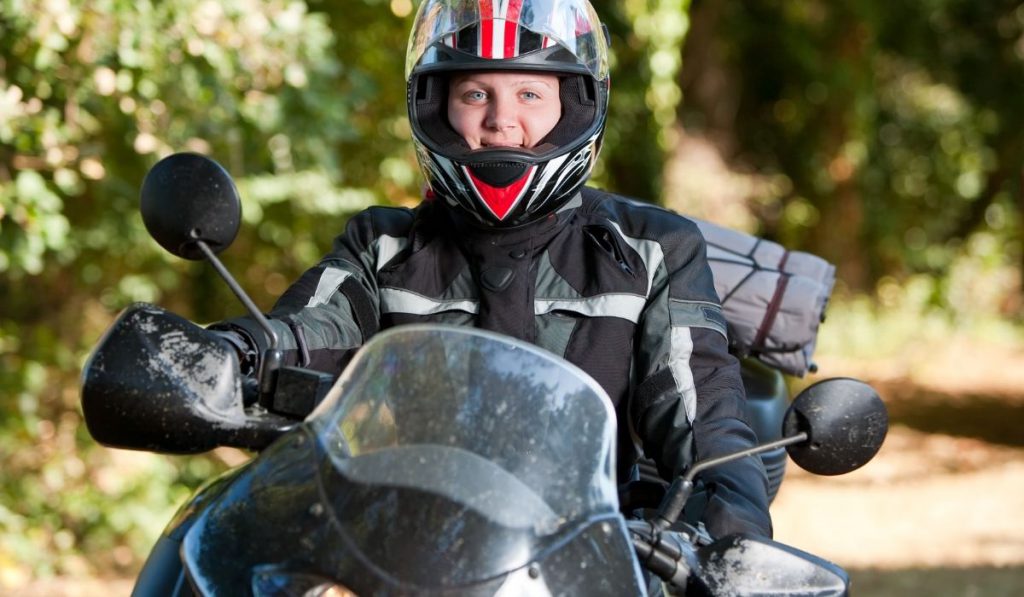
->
[[216, 186, 773, 539]]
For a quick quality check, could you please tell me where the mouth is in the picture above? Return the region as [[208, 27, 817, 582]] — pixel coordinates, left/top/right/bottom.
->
[[480, 140, 524, 148]]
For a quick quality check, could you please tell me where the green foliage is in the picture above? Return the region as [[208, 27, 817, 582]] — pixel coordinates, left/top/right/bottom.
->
[[592, 0, 689, 199], [681, 0, 1023, 306], [0, 0, 379, 580]]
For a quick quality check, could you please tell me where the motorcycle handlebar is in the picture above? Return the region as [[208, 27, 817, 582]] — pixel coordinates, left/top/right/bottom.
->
[[627, 519, 699, 589]]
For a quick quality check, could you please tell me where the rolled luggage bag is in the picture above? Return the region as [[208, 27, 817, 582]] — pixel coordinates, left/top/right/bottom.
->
[[695, 218, 836, 378]]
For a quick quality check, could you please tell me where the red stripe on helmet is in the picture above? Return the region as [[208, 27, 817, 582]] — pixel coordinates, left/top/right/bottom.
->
[[464, 165, 536, 221], [505, 0, 522, 20], [504, 0, 523, 57], [479, 0, 495, 58], [480, 19, 494, 58], [504, 20, 518, 57]]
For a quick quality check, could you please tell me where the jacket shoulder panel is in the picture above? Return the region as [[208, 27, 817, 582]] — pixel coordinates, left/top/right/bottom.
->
[[577, 186, 720, 315], [580, 187, 702, 242]]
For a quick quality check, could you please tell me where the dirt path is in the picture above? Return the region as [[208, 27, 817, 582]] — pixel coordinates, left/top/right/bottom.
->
[[772, 425, 1024, 570], [774, 349, 1024, 568]]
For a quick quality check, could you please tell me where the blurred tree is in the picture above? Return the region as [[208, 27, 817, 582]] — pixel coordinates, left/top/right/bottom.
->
[[594, 0, 691, 200], [678, 0, 1023, 311], [0, 0, 378, 578], [874, 1, 1024, 285]]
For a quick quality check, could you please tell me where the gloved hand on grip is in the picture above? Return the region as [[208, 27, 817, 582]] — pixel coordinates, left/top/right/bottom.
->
[[206, 329, 257, 374]]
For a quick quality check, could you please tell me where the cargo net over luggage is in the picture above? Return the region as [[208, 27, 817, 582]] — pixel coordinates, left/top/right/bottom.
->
[[694, 219, 836, 378]]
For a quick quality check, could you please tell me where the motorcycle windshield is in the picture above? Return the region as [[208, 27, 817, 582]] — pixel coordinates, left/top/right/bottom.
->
[[308, 324, 618, 584]]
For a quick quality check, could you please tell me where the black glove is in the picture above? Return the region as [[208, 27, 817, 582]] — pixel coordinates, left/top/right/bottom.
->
[[207, 328, 259, 377]]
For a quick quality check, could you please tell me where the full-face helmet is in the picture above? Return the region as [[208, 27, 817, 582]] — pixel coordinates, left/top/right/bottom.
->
[[406, 0, 610, 227]]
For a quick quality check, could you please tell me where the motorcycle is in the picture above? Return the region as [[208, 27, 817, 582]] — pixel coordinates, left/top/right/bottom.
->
[[81, 153, 889, 596]]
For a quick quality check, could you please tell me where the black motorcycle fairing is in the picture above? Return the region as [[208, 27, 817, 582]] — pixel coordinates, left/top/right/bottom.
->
[[520, 514, 645, 596], [133, 466, 249, 596], [317, 445, 558, 588], [178, 326, 646, 595], [246, 514, 644, 596], [326, 484, 544, 587], [307, 324, 630, 588], [182, 427, 325, 595], [168, 465, 252, 541], [180, 424, 646, 596]]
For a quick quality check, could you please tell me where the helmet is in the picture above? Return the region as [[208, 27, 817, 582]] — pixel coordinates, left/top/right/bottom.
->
[[406, 0, 610, 227]]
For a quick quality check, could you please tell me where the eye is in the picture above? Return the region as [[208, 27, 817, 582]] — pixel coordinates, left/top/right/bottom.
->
[[520, 90, 541, 101], [463, 90, 487, 102]]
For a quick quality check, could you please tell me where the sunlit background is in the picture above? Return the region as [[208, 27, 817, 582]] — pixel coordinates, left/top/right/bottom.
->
[[1, 0, 1022, 594]]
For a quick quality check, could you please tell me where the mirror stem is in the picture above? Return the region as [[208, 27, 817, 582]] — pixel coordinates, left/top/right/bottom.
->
[[194, 239, 282, 401], [654, 432, 809, 529], [684, 432, 809, 485]]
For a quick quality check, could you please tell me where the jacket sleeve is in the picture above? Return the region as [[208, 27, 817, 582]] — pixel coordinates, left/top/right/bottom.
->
[[631, 217, 773, 539], [210, 208, 389, 378]]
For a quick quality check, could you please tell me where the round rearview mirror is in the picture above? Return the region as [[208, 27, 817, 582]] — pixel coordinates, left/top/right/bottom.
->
[[783, 378, 888, 476], [140, 153, 241, 260]]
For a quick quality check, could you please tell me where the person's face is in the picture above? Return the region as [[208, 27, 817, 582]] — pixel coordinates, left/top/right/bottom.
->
[[447, 71, 562, 150]]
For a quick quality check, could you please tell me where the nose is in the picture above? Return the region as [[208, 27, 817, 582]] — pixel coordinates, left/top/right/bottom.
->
[[485, 95, 517, 131]]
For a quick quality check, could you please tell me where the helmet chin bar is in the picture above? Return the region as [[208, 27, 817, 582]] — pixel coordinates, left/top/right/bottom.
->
[[418, 128, 603, 228], [464, 164, 537, 222], [466, 160, 531, 187]]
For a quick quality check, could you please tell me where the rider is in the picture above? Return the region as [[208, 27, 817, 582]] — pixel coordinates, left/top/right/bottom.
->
[[214, 0, 771, 539]]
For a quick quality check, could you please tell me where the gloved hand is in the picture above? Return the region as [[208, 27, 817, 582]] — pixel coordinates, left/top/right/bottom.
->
[[207, 328, 262, 405], [207, 328, 259, 377]]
